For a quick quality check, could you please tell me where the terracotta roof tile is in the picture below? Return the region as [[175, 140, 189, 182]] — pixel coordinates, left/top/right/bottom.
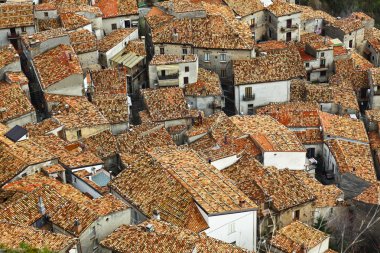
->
[[36, 18, 62, 32], [35, 3, 56, 11], [25, 118, 62, 137], [266, 1, 301, 17], [94, 0, 138, 18], [142, 87, 193, 122], [256, 40, 288, 53], [184, 68, 222, 97], [326, 139, 376, 183], [294, 129, 323, 144], [90, 67, 127, 96], [82, 130, 118, 159], [257, 102, 320, 128], [60, 13, 91, 31], [100, 220, 250, 253], [328, 17, 364, 34], [231, 115, 305, 152], [223, 0, 264, 17], [93, 95, 129, 125], [41, 164, 66, 174], [0, 45, 18, 70], [58, 5, 103, 17], [0, 82, 34, 123], [0, 3, 34, 29], [354, 182, 380, 205], [319, 112, 368, 143], [233, 48, 305, 85], [150, 54, 197, 65], [0, 221, 76, 251], [69, 29, 97, 54], [98, 28, 137, 52], [5, 72, 28, 86], [270, 221, 328, 253], [33, 44, 82, 89], [125, 39, 146, 56]]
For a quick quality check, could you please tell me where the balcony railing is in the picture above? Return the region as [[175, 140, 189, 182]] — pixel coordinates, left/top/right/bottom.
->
[[243, 94, 255, 101], [280, 24, 299, 32], [157, 73, 179, 80]]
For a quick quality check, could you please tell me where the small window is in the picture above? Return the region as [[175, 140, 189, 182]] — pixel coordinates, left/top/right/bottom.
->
[[228, 222, 236, 235], [185, 66, 189, 72], [286, 19, 292, 28], [305, 62, 310, 68], [204, 52, 210, 62], [294, 210, 300, 220], [77, 129, 82, 139], [269, 15, 272, 23], [321, 52, 325, 57], [245, 87, 253, 97], [21, 27, 26, 33], [160, 47, 165, 55], [320, 71, 326, 77], [286, 32, 292, 42], [220, 69, 226, 78], [111, 23, 117, 30], [184, 77, 189, 84], [306, 148, 315, 158], [44, 12, 48, 17], [182, 48, 188, 55], [250, 18, 255, 26], [220, 53, 227, 62], [349, 40, 353, 48]]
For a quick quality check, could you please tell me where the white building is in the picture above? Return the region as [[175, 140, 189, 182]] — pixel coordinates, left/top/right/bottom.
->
[[325, 17, 365, 50], [233, 48, 305, 114]]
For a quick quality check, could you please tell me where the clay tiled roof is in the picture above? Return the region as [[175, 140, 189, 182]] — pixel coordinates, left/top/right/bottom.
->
[[184, 68, 222, 97], [142, 87, 193, 122], [354, 182, 380, 205], [295, 171, 343, 208], [35, 3, 56, 11], [231, 115, 305, 152], [368, 131, 380, 150], [0, 3, 34, 29], [100, 220, 250, 253], [125, 39, 146, 56], [270, 221, 328, 253], [91, 68, 127, 96], [69, 29, 97, 54], [109, 152, 209, 233], [21, 28, 67, 51], [256, 102, 320, 128], [31, 135, 103, 169], [0, 82, 34, 123], [58, 5, 103, 17], [298, 5, 335, 23], [319, 112, 368, 143], [82, 130, 118, 160], [60, 13, 91, 31], [85, 194, 129, 216], [41, 164, 65, 174], [233, 48, 305, 85], [94, 0, 138, 18], [0, 221, 76, 252], [326, 139, 376, 183], [366, 28, 380, 52], [256, 40, 288, 53], [50, 95, 109, 129], [223, 0, 264, 17], [222, 157, 315, 212], [24, 118, 62, 137], [150, 147, 257, 214], [36, 18, 62, 32], [5, 72, 28, 86], [266, 1, 301, 17], [370, 68, 380, 84], [93, 95, 129, 125], [294, 129, 323, 144], [329, 17, 364, 34], [350, 12, 374, 22], [150, 54, 197, 65], [149, 11, 254, 50], [98, 28, 137, 52], [366, 109, 380, 122], [157, 0, 204, 13], [0, 45, 18, 70], [33, 44, 82, 89], [117, 123, 175, 154]]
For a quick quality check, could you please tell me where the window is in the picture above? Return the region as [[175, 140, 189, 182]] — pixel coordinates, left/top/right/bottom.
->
[[306, 148, 315, 158], [320, 71, 326, 77], [182, 48, 188, 55], [111, 23, 117, 30], [204, 52, 210, 62], [160, 47, 165, 55], [124, 20, 131, 28], [220, 69, 226, 78], [320, 59, 326, 67], [307, 72, 311, 81], [250, 18, 255, 27], [184, 77, 189, 84], [321, 52, 325, 57], [269, 15, 272, 23], [349, 40, 353, 48], [245, 87, 253, 97], [161, 70, 166, 77], [286, 19, 292, 28], [294, 210, 300, 220], [21, 27, 26, 33], [247, 104, 254, 115], [286, 32, 292, 42], [228, 222, 236, 235], [305, 62, 310, 68], [185, 66, 189, 72], [44, 12, 48, 17], [220, 53, 227, 62], [76, 130, 82, 139]]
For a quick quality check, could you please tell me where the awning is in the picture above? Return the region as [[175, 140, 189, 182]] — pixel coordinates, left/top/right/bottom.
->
[[111, 51, 144, 69]]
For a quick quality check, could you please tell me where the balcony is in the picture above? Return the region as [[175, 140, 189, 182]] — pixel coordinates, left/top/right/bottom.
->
[[7, 31, 20, 39], [157, 73, 179, 87], [280, 24, 299, 32], [243, 94, 255, 101]]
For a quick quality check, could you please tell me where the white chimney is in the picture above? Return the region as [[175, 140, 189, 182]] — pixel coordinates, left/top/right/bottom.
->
[[153, 210, 160, 220], [37, 196, 46, 215]]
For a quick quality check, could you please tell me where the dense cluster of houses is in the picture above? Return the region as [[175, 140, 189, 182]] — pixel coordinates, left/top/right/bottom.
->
[[1, 0, 380, 252]]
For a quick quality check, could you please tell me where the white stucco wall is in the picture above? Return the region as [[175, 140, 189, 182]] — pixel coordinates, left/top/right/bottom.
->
[[102, 15, 139, 35], [0, 26, 35, 47], [35, 10, 58, 20], [211, 155, 240, 171], [5, 111, 37, 128], [263, 151, 307, 170]]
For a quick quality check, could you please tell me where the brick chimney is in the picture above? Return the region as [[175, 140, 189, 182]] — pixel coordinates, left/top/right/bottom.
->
[[153, 210, 160, 220], [73, 218, 82, 235]]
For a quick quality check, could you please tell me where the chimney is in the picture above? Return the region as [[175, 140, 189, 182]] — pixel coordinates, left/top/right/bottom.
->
[[239, 199, 246, 208], [153, 210, 160, 220], [37, 197, 46, 215], [145, 223, 154, 232], [73, 218, 82, 235]]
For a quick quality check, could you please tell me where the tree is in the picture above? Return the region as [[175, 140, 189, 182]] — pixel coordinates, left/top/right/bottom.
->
[[0, 243, 54, 253]]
